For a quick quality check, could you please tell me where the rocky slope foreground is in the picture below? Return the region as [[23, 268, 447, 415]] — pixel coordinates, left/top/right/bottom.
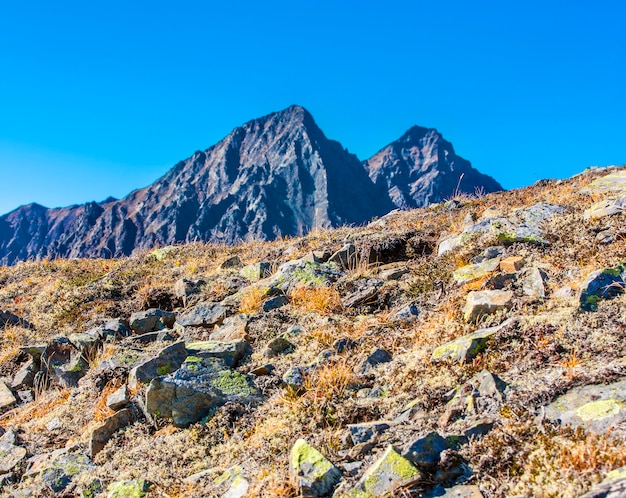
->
[[0, 166, 625, 497], [0, 105, 501, 265]]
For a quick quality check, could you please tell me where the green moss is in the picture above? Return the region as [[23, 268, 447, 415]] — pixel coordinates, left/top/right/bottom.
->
[[157, 365, 171, 376], [343, 446, 420, 496], [107, 479, 149, 498], [211, 370, 256, 396], [575, 399, 623, 421], [291, 439, 333, 477]]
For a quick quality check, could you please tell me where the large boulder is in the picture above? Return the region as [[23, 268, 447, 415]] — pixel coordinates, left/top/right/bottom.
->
[[145, 358, 258, 427], [176, 302, 227, 329]]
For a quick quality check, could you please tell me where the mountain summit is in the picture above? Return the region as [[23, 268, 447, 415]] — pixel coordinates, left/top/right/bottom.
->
[[364, 125, 503, 208], [0, 106, 502, 264]]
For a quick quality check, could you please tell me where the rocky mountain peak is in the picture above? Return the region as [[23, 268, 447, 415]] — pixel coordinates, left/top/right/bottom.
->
[[364, 125, 502, 209], [0, 106, 501, 265]]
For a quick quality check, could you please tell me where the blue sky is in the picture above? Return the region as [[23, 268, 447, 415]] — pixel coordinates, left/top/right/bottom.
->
[[1, 1, 624, 215]]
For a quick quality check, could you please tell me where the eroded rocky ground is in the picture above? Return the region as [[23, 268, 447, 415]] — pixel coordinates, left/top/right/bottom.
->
[[0, 166, 625, 497]]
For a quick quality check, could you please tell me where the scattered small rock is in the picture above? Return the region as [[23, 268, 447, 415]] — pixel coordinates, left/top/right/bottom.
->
[[289, 439, 342, 497], [463, 290, 514, 323], [129, 309, 176, 334]]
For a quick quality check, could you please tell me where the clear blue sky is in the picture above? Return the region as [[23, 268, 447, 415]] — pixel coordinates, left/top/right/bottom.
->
[[1, 1, 624, 215]]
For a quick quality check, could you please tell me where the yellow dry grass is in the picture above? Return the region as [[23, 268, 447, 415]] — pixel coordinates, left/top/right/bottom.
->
[[289, 286, 342, 314], [239, 286, 268, 314]]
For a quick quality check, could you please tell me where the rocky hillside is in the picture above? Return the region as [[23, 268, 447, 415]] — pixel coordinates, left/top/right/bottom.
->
[[0, 166, 625, 497], [0, 106, 501, 265]]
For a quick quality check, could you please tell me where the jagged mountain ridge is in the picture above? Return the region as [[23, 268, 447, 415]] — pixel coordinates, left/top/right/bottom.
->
[[0, 106, 502, 265]]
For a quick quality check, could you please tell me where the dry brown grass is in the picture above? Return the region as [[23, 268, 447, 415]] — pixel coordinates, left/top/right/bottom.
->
[[239, 286, 269, 314], [2, 387, 71, 426], [289, 286, 342, 314]]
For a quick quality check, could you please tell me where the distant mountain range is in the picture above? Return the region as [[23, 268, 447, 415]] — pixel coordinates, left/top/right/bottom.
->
[[0, 106, 502, 265]]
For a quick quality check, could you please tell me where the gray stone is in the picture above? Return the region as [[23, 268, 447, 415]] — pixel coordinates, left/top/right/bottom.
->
[[129, 308, 176, 333], [102, 319, 132, 339], [580, 466, 626, 498], [41, 453, 93, 493], [425, 484, 484, 497], [221, 255, 243, 269], [0, 310, 31, 329], [357, 348, 392, 375], [215, 464, 249, 498], [262, 295, 288, 312], [51, 354, 88, 388], [89, 408, 134, 458], [463, 290, 514, 322], [0, 441, 27, 473], [176, 302, 227, 328], [347, 421, 391, 445], [129, 330, 176, 344], [544, 380, 626, 434], [46, 417, 63, 431], [452, 258, 500, 285], [579, 265, 625, 311], [290, 439, 342, 497], [68, 332, 101, 357], [106, 385, 130, 411], [338, 445, 422, 497], [11, 359, 36, 390], [584, 196, 626, 220], [328, 243, 357, 270], [145, 358, 258, 427], [523, 268, 547, 300], [128, 341, 188, 390], [210, 314, 250, 342], [342, 279, 381, 308], [391, 302, 419, 322], [283, 367, 307, 389], [403, 432, 449, 469], [581, 169, 626, 195], [186, 339, 252, 368], [0, 429, 16, 445]]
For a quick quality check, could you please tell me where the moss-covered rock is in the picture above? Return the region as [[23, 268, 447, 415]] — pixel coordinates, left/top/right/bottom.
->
[[579, 264, 625, 311], [431, 319, 514, 363], [41, 453, 93, 493], [337, 445, 422, 497], [290, 439, 342, 497], [544, 380, 626, 434], [145, 358, 258, 427]]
